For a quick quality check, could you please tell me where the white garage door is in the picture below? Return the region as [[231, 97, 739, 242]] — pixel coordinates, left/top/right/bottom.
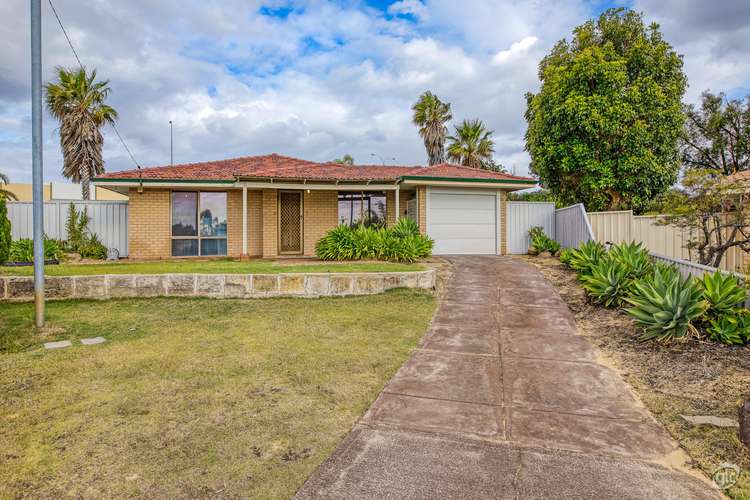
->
[[427, 189, 497, 255]]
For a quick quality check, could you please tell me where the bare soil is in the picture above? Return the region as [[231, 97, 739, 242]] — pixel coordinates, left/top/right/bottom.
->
[[518, 255, 750, 499]]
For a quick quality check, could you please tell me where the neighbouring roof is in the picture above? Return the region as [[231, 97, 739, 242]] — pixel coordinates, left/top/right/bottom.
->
[[94, 154, 536, 185]]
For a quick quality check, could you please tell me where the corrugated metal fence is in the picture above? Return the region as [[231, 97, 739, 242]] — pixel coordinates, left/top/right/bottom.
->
[[7, 201, 128, 257], [554, 203, 595, 249], [506, 202, 556, 254], [588, 210, 744, 272]]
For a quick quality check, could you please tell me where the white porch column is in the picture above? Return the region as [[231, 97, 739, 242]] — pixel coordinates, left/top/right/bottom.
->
[[394, 184, 400, 223], [242, 185, 248, 257]]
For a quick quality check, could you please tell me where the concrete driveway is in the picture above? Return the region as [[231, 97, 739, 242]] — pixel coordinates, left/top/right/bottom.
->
[[296, 256, 721, 499]]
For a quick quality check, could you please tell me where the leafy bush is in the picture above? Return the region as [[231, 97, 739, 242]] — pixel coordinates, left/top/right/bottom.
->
[[528, 226, 560, 255], [559, 247, 573, 266], [624, 267, 707, 342], [8, 237, 63, 263], [700, 271, 747, 318], [315, 219, 433, 263], [78, 233, 107, 260], [390, 218, 420, 239], [62, 203, 107, 259], [567, 240, 606, 276], [607, 241, 652, 280], [579, 256, 631, 307], [707, 310, 750, 345], [0, 196, 10, 264]]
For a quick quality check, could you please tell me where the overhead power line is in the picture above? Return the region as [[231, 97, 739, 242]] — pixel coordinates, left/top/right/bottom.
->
[[47, 0, 141, 171]]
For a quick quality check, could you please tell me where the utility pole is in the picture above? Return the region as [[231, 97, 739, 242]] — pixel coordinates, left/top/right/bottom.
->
[[30, 0, 45, 328], [370, 153, 396, 166], [169, 120, 173, 165]]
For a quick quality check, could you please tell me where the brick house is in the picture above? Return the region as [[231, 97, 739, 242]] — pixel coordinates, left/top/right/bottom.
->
[[94, 154, 536, 259]]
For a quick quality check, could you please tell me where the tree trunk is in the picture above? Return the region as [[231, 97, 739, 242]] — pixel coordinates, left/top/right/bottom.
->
[[81, 165, 91, 200]]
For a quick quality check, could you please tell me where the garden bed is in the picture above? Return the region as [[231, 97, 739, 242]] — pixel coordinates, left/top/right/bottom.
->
[[520, 255, 750, 498]]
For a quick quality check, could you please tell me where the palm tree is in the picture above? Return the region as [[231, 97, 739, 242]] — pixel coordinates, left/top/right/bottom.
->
[[0, 173, 18, 201], [412, 91, 452, 165], [446, 119, 495, 169], [45, 67, 118, 200]]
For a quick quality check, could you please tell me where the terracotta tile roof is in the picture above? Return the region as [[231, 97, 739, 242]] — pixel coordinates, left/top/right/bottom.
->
[[95, 153, 535, 184]]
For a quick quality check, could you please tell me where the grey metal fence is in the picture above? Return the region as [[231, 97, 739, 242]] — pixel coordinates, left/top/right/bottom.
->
[[554, 203, 595, 248], [506, 201, 556, 254], [7, 200, 128, 257]]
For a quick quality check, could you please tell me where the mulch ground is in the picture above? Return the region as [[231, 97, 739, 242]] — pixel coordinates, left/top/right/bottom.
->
[[518, 255, 750, 498]]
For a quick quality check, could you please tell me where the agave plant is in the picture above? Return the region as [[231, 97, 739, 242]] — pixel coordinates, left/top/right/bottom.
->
[[707, 310, 750, 345], [700, 271, 747, 317], [528, 226, 560, 255], [567, 240, 606, 276], [608, 241, 652, 279], [559, 248, 574, 266], [624, 268, 708, 342], [579, 256, 631, 307]]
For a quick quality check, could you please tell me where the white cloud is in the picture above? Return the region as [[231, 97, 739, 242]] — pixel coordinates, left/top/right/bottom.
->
[[492, 36, 539, 64]]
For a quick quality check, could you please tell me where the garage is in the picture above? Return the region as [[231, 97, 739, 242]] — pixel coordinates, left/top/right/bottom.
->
[[426, 188, 498, 255]]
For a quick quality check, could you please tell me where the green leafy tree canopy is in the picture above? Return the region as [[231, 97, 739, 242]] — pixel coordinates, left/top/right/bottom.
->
[[682, 91, 750, 175], [524, 8, 687, 212], [446, 118, 495, 169]]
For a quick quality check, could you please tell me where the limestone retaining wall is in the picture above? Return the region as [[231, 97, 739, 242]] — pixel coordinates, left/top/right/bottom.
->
[[0, 270, 435, 302]]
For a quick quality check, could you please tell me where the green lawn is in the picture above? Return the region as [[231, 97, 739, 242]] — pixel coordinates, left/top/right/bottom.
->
[[0, 258, 424, 276], [0, 290, 435, 498]]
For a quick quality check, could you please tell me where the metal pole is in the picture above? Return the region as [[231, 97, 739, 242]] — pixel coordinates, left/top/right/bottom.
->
[[169, 120, 173, 165], [31, 0, 45, 328]]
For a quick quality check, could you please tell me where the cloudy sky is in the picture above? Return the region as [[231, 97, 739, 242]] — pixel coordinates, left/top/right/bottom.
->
[[1, 0, 749, 183]]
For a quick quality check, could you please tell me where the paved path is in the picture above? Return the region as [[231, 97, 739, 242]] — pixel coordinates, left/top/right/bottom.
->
[[297, 257, 721, 499]]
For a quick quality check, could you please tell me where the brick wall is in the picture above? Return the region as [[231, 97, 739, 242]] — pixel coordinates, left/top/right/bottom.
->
[[128, 189, 171, 259], [417, 186, 427, 235], [303, 190, 338, 256], [498, 190, 507, 255], [261, 189, 278, 258], [227, 190, 263, 257]]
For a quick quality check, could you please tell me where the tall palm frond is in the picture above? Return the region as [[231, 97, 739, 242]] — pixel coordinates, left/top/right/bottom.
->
[[412, 91, 452, 165], [446, 119, 496, 169], [45, 66, 118, 200], [0, 173, 18, 201]]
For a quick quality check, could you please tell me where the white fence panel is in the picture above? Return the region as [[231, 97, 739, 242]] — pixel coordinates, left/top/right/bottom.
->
[[7, 201, 128, 257], [506, 201, 556, 254], [554, 203, 595, 249]]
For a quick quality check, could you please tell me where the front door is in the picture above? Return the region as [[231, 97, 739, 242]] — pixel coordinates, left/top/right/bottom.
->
[[278, 191, 303, 254]]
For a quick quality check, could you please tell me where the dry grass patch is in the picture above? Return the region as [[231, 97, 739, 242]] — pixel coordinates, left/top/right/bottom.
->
[[520, 255, 750, 499], [0, 290, 435, 498]]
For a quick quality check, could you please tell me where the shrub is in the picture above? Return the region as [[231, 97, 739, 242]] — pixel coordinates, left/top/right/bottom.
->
[[567, 240, 606, 276], [559, 247, 573, 266], [528, 226, 560, 255], [700, 271, 747, 318], [607, 241, 652, 280], [707, 310, 750, 345], [579, 256, 631, 307], [8, 237, 63, 263], [391, 218, 420, 239], [0, 196, 10, 264], [62, 203, 107, 260], [78, 233, 107, 260], [624, 267, 707, 342], [315, 219, 433, 263]]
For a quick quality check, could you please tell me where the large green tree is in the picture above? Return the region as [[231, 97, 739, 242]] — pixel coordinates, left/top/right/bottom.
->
[[412, 91, 452, 165], [446, 119, 495, 169], [45, 67, 118, 200], [524, 8, 687, 212], [682, 91, 750, 175]]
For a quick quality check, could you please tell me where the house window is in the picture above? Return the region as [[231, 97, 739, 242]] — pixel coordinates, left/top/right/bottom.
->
[[171, 191, 227, 256], [338, 192, 387, 227]]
